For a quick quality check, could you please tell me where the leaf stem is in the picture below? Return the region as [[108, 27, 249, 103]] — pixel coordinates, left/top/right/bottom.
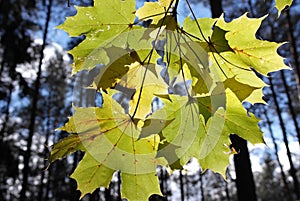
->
[[174, 28, 191, 97], [185, 0, 209, 43], [131, 0, 176, 119]]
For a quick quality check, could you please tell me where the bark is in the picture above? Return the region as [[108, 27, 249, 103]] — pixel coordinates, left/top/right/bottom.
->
[[160, 167, 168, 197], [179, 170, 185, 201], [199, 171, 205, 201], [38, 90, 53, 200], [286, 9, 300, 99], [90, 188, 100, 201], [269, 76, 300, 199], [117, 171, 122, 201], [230, 134, 257, 201], [209, 0, 223, 17], [104, 187, 112, 201], [279, 70, 300, 146], [20, 0, 53, 200], [224, 170, 231, 201], [70, 152, 81, 201], [285, 10, 300, 146], [0, 83, 13, 140], [185, 173, 189, 201]]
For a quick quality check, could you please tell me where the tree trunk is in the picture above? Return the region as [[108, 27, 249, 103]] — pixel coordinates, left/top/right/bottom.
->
[[0, 83, 13, 140], [269, 76, 300, 199], [185, 173, 189, 201], [20, 0, 53, 200], [230, 134, 257, 201], [199, 171, 205, 201], [117, 171, 122, 201], [224, 170, 231, 201], [286, 9, 300, 99], [179, 170, 184, 201], [264, 109, 293, 201], [209, 0, 223, 18], [37, 89, 53, 200], [104, 186, 112, 201], [279, 70, 300, 146]]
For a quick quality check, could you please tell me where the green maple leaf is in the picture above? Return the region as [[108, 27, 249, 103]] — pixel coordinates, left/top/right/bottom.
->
[[121, 172, 162, 201], [147, 86, 263, 177], [182, 14, 289, 104], [118, 62, 168, 119], [92, 46, 134, 90], [197, 89, 263, 176], [215, 14, 290, 76], [208, 52, 267, 104], [57, 0, 136, 74], [51, 91, 164, 200], [146, 94, 200, 167], [91, 28, 162, 90], [71, 153, 115, 199], [223, 77, 260, 102], [136, 0, 174, 24], [48, 134, 84, 164], [275, 0, 293, 16], [182, 88, 263, 177], [183, 17, 217, 41]]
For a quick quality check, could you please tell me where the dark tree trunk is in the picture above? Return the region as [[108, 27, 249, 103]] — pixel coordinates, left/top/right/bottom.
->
[[279, 70, 300, 146], [38, 90, 53, 201], [185, 173, 189, 201], [90, 188, 100, 201], [70, 152, 81, 201], [104, 186, 112, 201], [230, 134, 257, 201], [209, 0, 223, 18], [117, 171, 122, 201], [0, 83, 13, 140], [179, 170, 184, 201], [199, 171, 204, 201], [20, 0, 53, 200], [286, 10, 300, 100], [224, 170, 231, 201], [269, 76, 300, 199], [264, 109, 293, 201]]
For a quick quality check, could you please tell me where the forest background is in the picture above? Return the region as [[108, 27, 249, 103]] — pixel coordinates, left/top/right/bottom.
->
[[0, 0, 299, 200]]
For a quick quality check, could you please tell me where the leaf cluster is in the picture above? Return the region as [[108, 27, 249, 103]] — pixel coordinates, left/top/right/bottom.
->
[[49, 0, 291, 200]]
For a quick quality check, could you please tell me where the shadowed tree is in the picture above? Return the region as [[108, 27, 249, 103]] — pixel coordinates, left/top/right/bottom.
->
[[20, 0, 53, 199]]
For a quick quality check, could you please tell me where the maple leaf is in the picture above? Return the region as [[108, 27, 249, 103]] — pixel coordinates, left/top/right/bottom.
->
[[52, 91, 164, 200], [275, 0, 293, 16], [71, 153, 115, 199], [91, 28, 162, 90], [48, 134, 84, 164], [121, 172, 162, 201], [136, 0, 174, 24], [118, 62, 168, 119], [215, 14, 290, 76], [145, 94, 200, 167], [57, 0, 136, 74], [182, 14, 289, 104], [197, 88, 263, 176], [183, 17, 217, 41], [145, 85, 263, 177]]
